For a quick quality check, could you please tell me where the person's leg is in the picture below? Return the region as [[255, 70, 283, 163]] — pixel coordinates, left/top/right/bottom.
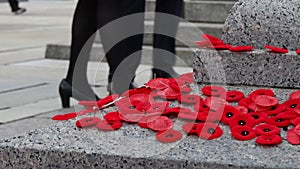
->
[[100, 0, 145, 94], [7, 0, 19, 12], [152, 0, 183, 78], [60, 0, 98, 107]]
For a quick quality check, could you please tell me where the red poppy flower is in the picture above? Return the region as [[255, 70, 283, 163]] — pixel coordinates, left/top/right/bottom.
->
[[52, 112, 77, 121], [156, 129, 182, 143], [231, 126, 257, 141], [182, 123, 200, 135], [137, 115, 158, 128], [197, 108, 223, 122], [290, 90, 300, 100], [291, 117, 300, 126], [283, 98, 300, 111], [252, 95, 278, 107], [202, 86, 226, 97], [193, 102, 209, 112], [293, 125, 300, 136], [196, 122, 223, 140], [254, 124, 281, 136], [178, 94, 203, 104], [147, 116, 173, 132], [195, 41, 213, 48], [178, 111, 199, 120], [177, 72, 194, 84], [213, 44, 232, 50], [229, 46, 253, 52], [226, 90, 245, 102], [97, 94, 119, 108], [277, 110, 299, 119], [129, 93, 154, 111], [104, 111, 121, 123], [121, 87, 152, 98], [218, 105, 240, 124], [148, 101, 169, 113], [287, 128, 300, 145], [115, 98, 141, 115], [238, 98, 258, 112], [229, 114, 256, 128], [296, 49, 300, 55], [96, 120, 122, 131], [145, 78, 171, 90], [76, 117, 102, 128], [266, 116, 290, 127], [255, 135, 282, 145], [248, 89, 275, 100], [265, 45, 288, 53], [248, 111, 268, 125], [265, 104, 286, 115]]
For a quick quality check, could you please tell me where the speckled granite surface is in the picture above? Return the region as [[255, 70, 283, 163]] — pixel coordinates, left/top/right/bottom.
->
[[222, 0, 300, 50], [193, 49, 300, 88], [0, 85, 300, 169]]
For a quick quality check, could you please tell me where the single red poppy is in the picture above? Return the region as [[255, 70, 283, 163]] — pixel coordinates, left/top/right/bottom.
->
[[197, 108, 223, 122], [97, 94, 119, 108], [137, 115, 158, 128], [196, 122, 223, 140], [229, 46, 253, 52], [255, 135, 282, 145], [229, 114, 256, 128], [265, 104, 286, 115], [252, 95, 278, 107], [254, 124, 281, 136], [76, 117, 102, 128], [266, 116, 290, 127], [238, 98, 258, 112], [265, 45, 288, 53], [231, 126, 257, 141], [248, 89, 275, 100], [193, 102, 210, 112], [226, 90, 245, 102], [283, 98, 300, 111], [156, 129, 183, 143], [212, 44, 232, 50], [277, 110, 299, 119], [178, 111, 199, 120], [52, 112, 77, 121], [177, 72, 194, 84], [248, 111, 268, 125], [147, 116, 173, 131], [115, 99, 141, 115], [96, 120, 122, 131], [293, 125, 300, 136], [287, 128, 300, 145], [178, 94, 203, 104], [291, 117, 300, 126], [145, 78, 171, 90], [194, 41, 213, 48], [290, 90, 300, 100], [104, 111, 121, 123], [129, 93, 154, 111], [296, 49, 300, 55], [218, 105, 241, 124], [202, 86, 226, 97], [182, 123, 200, 135]]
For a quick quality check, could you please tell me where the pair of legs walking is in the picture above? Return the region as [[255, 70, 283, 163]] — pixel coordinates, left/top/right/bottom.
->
[[60, 0, 183, 107], [7, 0, 26, 14]]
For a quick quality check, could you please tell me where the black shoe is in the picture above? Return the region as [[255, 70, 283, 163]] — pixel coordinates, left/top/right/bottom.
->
[[152, 68, 179, 79], [59, 79, 100, 108], [13, 8, 26, 15], [107, 82, 138, 95]]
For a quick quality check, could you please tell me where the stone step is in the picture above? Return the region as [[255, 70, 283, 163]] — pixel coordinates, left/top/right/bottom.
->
[[94, 21, 223, 47], [1, 84, 299, 169], [193, 49, 300, 88], [45, 43, 196, 67], [146, 0, 236, 23]]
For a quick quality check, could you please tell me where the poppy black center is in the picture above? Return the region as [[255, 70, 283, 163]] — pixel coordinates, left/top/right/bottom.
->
[[263, 128, 271, 132], [226, 112, 233, 118], [238, 120, 246, 126], [241, 130, 249, 136], [276, 118, 283, 122], [166, 134, 174, 138], [252, 115, 259, 119], [270, 106, 277, 110], [207, 128, 215, 134], [290, 104, 297, 108], [129, 106, 136, 109]]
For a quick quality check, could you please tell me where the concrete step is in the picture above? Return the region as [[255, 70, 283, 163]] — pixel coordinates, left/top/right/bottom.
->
[[95, 21, 223, 47], [45, 43, 196, 67], [146, 0, 236, 23]]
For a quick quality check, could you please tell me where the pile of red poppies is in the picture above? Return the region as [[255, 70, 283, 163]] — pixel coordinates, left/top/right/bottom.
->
[[52, 72, 300, 145], [195, 34, 300, 54]]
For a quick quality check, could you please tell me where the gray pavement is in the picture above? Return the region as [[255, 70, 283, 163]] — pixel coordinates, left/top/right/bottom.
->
[[0, 0, 192, 139]]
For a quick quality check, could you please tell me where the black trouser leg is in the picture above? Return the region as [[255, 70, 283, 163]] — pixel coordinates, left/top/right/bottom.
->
[[8, 0, 19, 11]]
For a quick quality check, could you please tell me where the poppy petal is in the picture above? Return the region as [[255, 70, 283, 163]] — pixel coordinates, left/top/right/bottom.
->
[[248, 111, 268, 125], [221, 105, 242, 125], [178, 94, 203, 104], [290, 90, 300, 100], [252, 95, 278, 107], [254, 124, 281, 136], [229, 46, 253, 52], [182, 123, 200, 135], [76, 117, 102, 128], [96, 120, 122, 131], [202, 86, 227, 97], [231, 126, 257, 141], [229, 114, 256, 128], [156, 129, 182, 143], [296, 49, 300, 55], [287, 129, 300, 145], [196, 122, 223, 140], [265, 45, 288, 53], [226, 90, 245, 102], [256, 135, 282, 145], [52, 112, 77, 121], [147, 116, 173, 132], [104, 112, 121, 123]]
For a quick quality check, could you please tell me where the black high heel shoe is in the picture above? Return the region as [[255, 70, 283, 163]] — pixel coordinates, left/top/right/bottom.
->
[[152, 68, 179, 79], [59, 79, 100, 108]]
